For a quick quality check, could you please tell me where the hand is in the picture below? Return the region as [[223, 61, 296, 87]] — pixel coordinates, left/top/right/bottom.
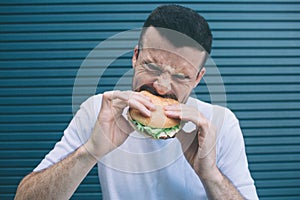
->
[[164, 104, 218, 179], [85, 90, 155, 159]]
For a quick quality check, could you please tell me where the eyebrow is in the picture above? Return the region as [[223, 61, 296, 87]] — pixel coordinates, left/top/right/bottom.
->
[[142, 52, 159, 65]]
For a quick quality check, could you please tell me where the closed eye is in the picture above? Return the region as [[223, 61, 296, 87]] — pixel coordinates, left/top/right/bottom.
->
[[146, 63, 161, 71], [173, 73, 190, 80], [143, 62, 162, 73]]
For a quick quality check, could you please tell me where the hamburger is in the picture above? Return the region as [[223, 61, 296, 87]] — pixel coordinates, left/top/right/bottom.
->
[[128, 90, 181, 139]]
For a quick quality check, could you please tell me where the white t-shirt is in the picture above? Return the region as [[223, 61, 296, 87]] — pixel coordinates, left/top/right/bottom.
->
[[34, 94, 258, 200]]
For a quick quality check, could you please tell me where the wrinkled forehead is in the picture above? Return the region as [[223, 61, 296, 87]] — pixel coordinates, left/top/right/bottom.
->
[[140, 27, 207, 69]]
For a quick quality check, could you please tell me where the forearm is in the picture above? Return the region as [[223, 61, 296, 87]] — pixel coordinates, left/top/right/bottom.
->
[[198, 167, 244, 200], [15, 145, 97, 200]]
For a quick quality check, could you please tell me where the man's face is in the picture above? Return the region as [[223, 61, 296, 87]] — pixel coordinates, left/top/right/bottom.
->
[[132, 27, 207, 103]]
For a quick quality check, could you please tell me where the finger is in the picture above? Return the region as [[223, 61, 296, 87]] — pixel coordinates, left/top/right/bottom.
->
[[165, 104, 192, 121], [164, 110, 182, 119], [128, 99, 153, 117], [122, 91, 157, 117], [125, 92, 156, 117], [164, 104, 181, 111], [164, 104, 183, 119], [103, 90, 121, 101], [165, 104, 207, 128], [129, 92, 156, 111], [104, 90, 155, 114], [103, 90, 140, 102]]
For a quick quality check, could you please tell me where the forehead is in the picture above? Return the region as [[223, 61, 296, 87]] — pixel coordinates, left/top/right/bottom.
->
[[140, 27, 207, 71]]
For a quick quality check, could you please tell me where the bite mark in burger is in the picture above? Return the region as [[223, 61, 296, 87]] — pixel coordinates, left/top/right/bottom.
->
[[128, 91, 181, 139]]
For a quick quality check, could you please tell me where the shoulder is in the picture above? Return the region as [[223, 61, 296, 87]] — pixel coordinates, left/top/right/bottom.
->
[[80, 93, 103, 108], [76, 94, 103, 119], [80, 94, 102, 108]]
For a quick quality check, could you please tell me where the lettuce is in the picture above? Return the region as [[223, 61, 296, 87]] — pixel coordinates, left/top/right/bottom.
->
[[131, 120, 180, 139]]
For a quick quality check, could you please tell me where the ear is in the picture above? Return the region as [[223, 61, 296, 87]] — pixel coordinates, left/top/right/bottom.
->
[[194, 67, 206, 88], [132, 45, 139, 68]]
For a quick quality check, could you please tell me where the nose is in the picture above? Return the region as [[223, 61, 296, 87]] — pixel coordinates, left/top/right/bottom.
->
[[153, 73, 171, 95]]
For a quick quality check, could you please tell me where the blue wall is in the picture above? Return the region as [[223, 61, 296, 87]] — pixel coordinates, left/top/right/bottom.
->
[[0, 0, 300, 199]]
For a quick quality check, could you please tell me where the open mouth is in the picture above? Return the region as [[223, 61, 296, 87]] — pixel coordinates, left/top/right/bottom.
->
[[138, 85, 178, 100]]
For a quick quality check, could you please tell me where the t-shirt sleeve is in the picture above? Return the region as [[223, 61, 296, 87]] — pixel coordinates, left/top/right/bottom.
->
[[33, 95, 101, 172], [216, 108, 259, 200]]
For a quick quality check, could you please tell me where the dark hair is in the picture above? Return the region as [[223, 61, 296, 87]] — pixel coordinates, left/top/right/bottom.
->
[[138, 4, 213, 54]]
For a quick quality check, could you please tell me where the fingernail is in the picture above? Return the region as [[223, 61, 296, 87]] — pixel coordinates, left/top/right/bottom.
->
[[164, 110, 173, 116], [164, 105, 171, 110], [142, 108, 150, 116], [151, 104, 156, 110]]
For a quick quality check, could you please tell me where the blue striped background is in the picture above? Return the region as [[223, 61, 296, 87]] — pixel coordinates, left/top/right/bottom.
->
[[0, 1, 300, 199]]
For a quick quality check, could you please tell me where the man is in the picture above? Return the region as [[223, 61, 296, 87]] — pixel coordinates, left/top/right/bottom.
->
[[15, 5, 258, 199]]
